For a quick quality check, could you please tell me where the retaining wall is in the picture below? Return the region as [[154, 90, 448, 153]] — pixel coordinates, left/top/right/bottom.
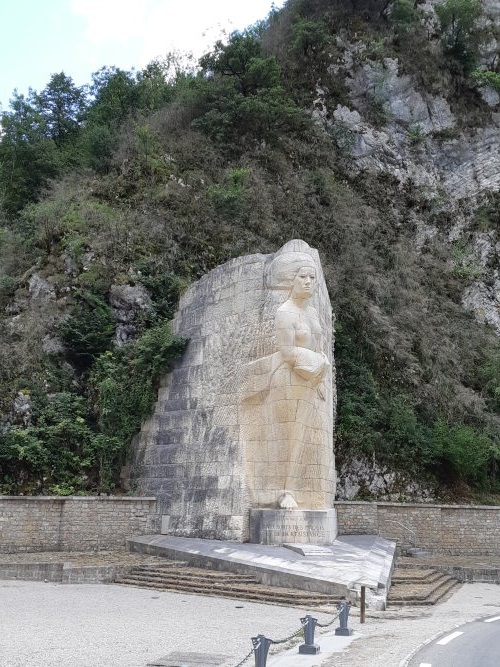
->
[[335, 501, 500, 555], [0, 496, 157, 553]]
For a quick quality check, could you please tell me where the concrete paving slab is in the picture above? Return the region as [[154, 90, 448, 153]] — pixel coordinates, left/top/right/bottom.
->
[[268, 631, 356, 666], [128, 534, 396, 606]]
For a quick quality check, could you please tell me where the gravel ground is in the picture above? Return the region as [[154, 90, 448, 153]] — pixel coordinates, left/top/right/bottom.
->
[[318, 582, 500, 667], [1, 556, 499, 667], [0, 580, 324, 667]]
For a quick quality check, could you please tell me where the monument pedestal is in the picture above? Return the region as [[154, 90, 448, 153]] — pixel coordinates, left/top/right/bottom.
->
[[249, 508, 337, 545]]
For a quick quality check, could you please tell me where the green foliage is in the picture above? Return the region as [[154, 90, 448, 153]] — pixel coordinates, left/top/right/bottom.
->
[[37, 73, 87, 148], [208, 167, 251, 217], [0, 320, 185, 494], [135, 262, 186, 320], [291, 18, 330, 57], [408, 124, 425, 145], [451, 238, 483, 279], [194, 31, 305, 144], [335, 324, 435, 471], [60, 291, 115, 367], [0, 392, 92, 494], [328, 122, 355, 152], [391, 0, 420, 36], [0, 92, 61, 214], [435, 0, 483, 72], [472, 69, 500, 92], [433, 420, 498, 487], [91, 321, 186, 446], [480, 349, 500, 412]]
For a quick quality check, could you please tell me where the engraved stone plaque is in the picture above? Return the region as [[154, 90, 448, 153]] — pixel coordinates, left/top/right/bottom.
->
[[249, 509, 338, 545]]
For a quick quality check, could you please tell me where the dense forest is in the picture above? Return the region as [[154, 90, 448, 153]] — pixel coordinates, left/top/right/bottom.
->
[[1, 0, 500, 500]]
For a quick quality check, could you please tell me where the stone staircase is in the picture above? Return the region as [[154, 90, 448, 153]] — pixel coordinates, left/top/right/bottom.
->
[[115, 560, 340, 608], [387, 563, 461, 607]]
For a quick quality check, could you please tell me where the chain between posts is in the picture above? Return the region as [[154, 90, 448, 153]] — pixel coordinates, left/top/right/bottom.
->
[[233, 644, 258, 667], [316, 609, 341, 628], [231, 604, 343, 667]]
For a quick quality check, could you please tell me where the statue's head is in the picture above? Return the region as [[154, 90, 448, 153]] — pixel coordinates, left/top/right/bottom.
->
[[267, 250, 318, 291]]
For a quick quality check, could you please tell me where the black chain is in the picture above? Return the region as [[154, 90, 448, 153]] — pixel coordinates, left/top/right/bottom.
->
[[232, 608, 342, 666], [316, 610, 341, 628], [232, 645, 256, 667], [269, 626, 303, 645]]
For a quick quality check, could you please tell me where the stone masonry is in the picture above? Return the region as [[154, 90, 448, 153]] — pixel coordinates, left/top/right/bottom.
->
[[0, 497, 157, 553], [130, 241, 335, 541], [336, 501, 500, 555]]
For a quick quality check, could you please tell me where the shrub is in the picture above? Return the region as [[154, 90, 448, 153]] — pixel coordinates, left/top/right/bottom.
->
[[208, 167, 251, 218], [435, 0, 483, 72], [433, 420, 497, 487], [60, 291, 115, 367], [391, 0, 420, 35], [91, 320, 186, 446], [193, 31, 305, 144], [472, 69, 500, 93]]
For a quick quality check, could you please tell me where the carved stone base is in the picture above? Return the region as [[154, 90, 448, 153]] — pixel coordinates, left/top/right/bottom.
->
[[249, 508, 337, 545]]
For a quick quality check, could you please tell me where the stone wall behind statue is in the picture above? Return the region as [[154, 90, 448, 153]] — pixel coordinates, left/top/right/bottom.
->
[[130, 242, 336, 541], [0, 496, 157, 553], [335, 501, 500, 555]]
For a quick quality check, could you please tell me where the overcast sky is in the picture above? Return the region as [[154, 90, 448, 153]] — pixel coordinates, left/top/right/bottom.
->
[[0, 0, 286, 110]]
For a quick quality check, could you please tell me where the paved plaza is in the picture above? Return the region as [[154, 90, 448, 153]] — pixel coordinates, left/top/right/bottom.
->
[[1, 578, 499, 667]]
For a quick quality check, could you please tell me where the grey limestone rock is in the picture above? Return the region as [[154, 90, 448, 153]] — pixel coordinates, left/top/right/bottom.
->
[[11, 392, 33, 426], [109, 284, 152, 345], [28, 274, 55, 303]]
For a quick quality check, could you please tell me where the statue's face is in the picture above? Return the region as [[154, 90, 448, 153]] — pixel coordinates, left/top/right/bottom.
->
[[291, 266, 316, 298]]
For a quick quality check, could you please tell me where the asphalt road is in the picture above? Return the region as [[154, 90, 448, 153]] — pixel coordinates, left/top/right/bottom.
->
[[408, 615, 500, 667]]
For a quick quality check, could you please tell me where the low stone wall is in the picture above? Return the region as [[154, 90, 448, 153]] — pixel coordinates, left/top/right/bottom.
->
[[0, 497, 157, 553], [335, 501, 500, 555]]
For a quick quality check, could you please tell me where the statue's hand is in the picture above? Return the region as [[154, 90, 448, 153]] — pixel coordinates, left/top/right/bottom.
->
[[292, 348, 329, 383]]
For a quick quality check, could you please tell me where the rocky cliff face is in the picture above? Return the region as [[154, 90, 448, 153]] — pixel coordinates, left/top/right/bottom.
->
[[311, 0, 500, 371]]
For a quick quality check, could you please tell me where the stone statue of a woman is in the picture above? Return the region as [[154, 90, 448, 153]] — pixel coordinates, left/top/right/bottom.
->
[[241, 241, 335, 511]]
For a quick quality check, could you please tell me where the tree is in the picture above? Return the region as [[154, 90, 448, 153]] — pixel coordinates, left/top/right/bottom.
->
[[194, 31, 304, 143], [0, 91, 60, 215], [435, 0, 483, 71], [37, 73, 86, 147]]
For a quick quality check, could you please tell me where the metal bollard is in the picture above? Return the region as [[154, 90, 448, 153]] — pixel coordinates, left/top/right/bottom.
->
[[299, 614, 320, 655], [252, 634, 272, 667], [335, 600, 353, 636]]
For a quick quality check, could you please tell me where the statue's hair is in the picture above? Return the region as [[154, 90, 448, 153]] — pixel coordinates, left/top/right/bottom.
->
[[267, 251, 317, 289]]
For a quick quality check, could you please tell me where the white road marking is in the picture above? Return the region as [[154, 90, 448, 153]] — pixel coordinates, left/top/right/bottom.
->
[[484, 615, 500, 623], [436, 631, 464, 645], [419, 663, 432, 667]]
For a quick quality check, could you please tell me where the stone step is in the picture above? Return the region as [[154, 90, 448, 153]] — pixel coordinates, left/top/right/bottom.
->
[[391, 568, 445, 584], [115, 576, 339, 607], [388, 575, 461, 607], [128, 567, 259, 585], [115, 564, 339, 608], [132, 561, 188, 570]]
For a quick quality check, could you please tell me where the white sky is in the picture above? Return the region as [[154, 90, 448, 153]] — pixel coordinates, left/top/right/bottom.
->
[[1, 0, 286, 110]]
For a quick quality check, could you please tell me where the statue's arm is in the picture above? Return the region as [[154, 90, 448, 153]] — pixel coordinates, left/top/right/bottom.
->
[[275, 310, 297, 366]]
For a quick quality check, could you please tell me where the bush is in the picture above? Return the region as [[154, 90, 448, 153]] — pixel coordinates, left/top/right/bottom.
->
[[433, 420, 497, 487], [472, 69, 500, 93], [435, 0, 483, 72], [60, 291, 115, 367], [91, 320, 186, 446], [192, 31, 305, 144], [208, 167, 251, 218], [391, 0, 420, 35]]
